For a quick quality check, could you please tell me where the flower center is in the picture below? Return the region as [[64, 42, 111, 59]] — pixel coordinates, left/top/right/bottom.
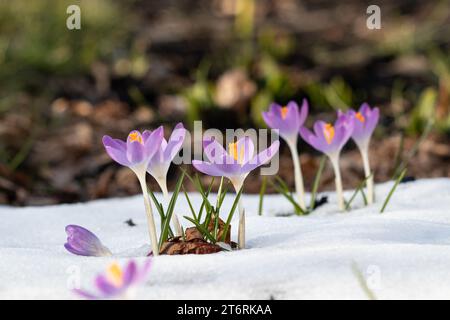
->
[[355, 112, 365, 123], [106, 263, 123, 287], [323, 123, 335, 144], [129, 132, 143, 143], [281, 106, 289, 119], [228, 142, 245, 164]]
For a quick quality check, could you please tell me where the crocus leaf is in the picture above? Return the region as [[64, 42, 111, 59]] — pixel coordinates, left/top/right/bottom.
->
[[183, 216, 216, 243], [221, 186, 243, 242], [309, 156, 326, 211], [159, 172, 185, 249], [380, 168, 407, 213]]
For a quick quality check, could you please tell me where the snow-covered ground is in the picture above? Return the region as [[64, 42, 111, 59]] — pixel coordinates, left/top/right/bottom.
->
[[1, 178, 450, 299]]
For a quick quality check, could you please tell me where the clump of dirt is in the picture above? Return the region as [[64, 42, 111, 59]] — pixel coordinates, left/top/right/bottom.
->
[[159, 217, 237, 255]]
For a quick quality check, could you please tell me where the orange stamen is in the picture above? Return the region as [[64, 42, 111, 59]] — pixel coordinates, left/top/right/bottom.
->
[[228, 142, 245, 164], [129, 132, 142, 143], [281, 107, 289, 119], [355, 112, 365, 123], [106, 263, 123, 287], [323, 123, 335, 144]]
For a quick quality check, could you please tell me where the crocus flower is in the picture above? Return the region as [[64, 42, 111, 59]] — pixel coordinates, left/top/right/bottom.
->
[[193, 136, 280, 248], [64, 225, 112, 257], [74, 259, 151, 300], [300, 114, 354, 211], [345, 103, 379, 204], [103, 129, 164, 256], [147, 123, 186, 237], [262, 100, 308, 210]]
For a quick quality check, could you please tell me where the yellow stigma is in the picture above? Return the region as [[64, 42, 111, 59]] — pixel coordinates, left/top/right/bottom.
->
[[323, 123, 335, 144], [106, 263, 123, 287], [281, 107, 289, 119], [355, 112, 365, 123], [129, 132, 142, 143], [228, 142, 245, 164]]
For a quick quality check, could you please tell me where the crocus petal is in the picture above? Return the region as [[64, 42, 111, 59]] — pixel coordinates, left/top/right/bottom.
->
[[64, 225, 111, 257], [103, 136, 130, 167], [141, 130, 152, 142], [242, 140, 280, 172], [203, 138, 234, 164], [192, 160, 227, 177], [263, 100, 308, 143], [235, 136, 255, 164], [95, 275, 122, 296], [102, 136, 126, 151], [73, 289, 100, 300], [163, 123, 186, 162], [143, 126, 164, 160], [298, 99, 309, 126], [126, 140, 145, 164], [122, 260, 138, 286], [301, 116, 353, 156], [364, 106, 379, 137]]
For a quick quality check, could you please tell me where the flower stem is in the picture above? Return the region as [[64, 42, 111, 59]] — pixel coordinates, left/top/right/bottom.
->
[[138, 176, 159, 256], [237, 198, 245, 249], [360, 148, 374, 205], [287, 140, 306, 211], [160, 179, 183, 237], [231, 179, 245, 249], [330, 155, 345, 211]]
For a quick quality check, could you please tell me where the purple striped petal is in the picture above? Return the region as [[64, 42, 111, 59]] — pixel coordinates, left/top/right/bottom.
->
[[103, 136, 131, 167], [163, 123, 186, 161], [126, 140, 145, 164], [143, 126, 164, 159]]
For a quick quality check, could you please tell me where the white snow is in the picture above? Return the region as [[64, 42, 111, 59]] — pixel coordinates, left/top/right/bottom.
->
[[1, 178, 450, 300]]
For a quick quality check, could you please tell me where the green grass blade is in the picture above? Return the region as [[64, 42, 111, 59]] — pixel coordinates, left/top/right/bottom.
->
[[269, 179, 305, 215], [184, 216, 216, 243], [380, 168, 406, 213], [345, 173, 373, 211], [309, 156, 326, 211], [352, 262, 377, 300], [274, 175, 290, 193], [392, 120, 432, 179], [158, 172, 185, 248], [221, 186, 243, 242], [183, 187, 198, 222], [217, 182, 230, 210]]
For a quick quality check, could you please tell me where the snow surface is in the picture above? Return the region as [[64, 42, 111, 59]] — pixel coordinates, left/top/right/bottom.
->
[[1, 178, 450, 300]]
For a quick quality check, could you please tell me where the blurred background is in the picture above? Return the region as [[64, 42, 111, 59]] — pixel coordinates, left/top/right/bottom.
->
[[0, 0, 449, 205]]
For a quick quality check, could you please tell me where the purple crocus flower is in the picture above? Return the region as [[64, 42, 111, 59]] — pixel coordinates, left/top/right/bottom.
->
[[193, 136, 280, 249], [193, 136, 280, 191], [300, 114, 354, 211], [347, 103, 379, 150], [147, 123, 186, 236], [262, 100, 308, 143], [299, 114, 354, 157], [102, 128, 164, 172], [102, 129, 164, 256], [64, 225, 112, 257], [343, 103, 379, 204], [262, 100, 309, 210], [74, 259, 151, 300]]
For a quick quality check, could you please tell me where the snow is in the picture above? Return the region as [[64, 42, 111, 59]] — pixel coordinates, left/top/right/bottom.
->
[[1, 178, 450, 299]]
